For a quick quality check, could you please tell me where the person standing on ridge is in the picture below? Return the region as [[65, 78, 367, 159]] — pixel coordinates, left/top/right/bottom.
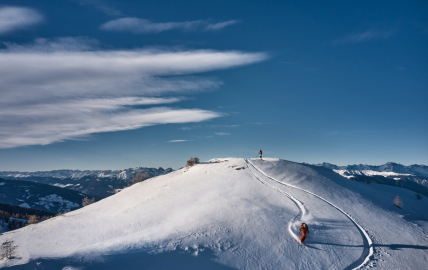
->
[[299, 223, 309, 243], [259, 149, 263, 159]]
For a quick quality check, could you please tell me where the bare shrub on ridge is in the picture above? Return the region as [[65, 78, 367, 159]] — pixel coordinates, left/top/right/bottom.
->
[[0, 239, 17, 260], [82, 196, 95, 207], [394, 195, 403, 208], [132, 172, 149, 185], [186, 157, 200, 167]]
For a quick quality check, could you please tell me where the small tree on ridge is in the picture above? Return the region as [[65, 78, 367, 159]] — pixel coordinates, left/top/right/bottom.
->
[[0, 239, 17, 260], [27, 215, 38, 225], [394, 195, 403, 208], [132, 172, 149, 185], [82, 196, 95, 207], [186, 157, 200, 167]]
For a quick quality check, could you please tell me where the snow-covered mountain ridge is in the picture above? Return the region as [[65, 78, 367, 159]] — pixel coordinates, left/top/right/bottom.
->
[[315, 162, 428, 197], [1, 158, 427, 269], [0, 167, 173, 198], [0, 167, 173, 181], [316, 162, 428, 179], [0, 178, 84, 213]]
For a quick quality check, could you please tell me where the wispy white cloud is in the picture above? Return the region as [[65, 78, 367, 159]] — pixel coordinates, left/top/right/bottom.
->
[[100, 18, 203, 33], [3, 36, 100, 52], [1, 38, 267, 103], [215, 132, 230, 136], [0, 37, 267, 148], [0, 6, 43, 34], [167, 140, 188, 143], [73, 0, 122, 16], [1, 105, 218, 148], [333, 29, 394, 44], [100, 18, 239, 33], [180, 124, 238, 130], [205, 20, 239, 31]]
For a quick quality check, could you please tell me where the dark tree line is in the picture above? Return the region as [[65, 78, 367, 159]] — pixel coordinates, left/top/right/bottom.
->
[[0, 203, 55, 231], [0, 210, 53, 221], [0, 202, 53, 216], [1, 217, 26, 231]]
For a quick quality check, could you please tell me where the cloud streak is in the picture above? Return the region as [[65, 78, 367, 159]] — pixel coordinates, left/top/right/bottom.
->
[[333, 29, 394, 44], [1, 103, 219, 148], [205, 20, 238, 30], [100, 18, 239, 33], [0, 6, 43, 34], [0, 38, 267, 148], [181, 124, 238, 130], [1, 38, 267, 103], [74, 0, 122, 16]]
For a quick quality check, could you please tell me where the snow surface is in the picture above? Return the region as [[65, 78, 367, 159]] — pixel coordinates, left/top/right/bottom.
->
[[53, 184, 76, 188], [360, 170, 412, 177], [246, 159, 373, 269], [333, 169, 412, 179], [1, 158, 427, 269], [333, 169, 357, 179]]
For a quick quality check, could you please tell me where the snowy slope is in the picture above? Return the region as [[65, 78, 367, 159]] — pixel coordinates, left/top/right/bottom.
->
[[0, 158, 427, 269]]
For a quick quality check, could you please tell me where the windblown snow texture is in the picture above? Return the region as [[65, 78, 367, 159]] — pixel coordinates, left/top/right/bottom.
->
[[0, 158, 427, 270], [246, 159, 372, 270]]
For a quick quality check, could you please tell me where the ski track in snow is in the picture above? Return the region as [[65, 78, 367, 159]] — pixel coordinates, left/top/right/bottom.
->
[[245, 159, 307, 243], [245, 159, 374, 270]]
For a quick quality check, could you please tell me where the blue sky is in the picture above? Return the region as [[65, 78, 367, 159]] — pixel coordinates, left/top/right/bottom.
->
[[0, 0, 427, 171]]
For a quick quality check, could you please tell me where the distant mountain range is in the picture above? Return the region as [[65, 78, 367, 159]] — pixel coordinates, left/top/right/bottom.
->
[[0, 178, 84, 213], [1, 162, 427, 213], [316, 162, 428, 178], [314, 162, 428, 196], [0, 167, 174, 198]]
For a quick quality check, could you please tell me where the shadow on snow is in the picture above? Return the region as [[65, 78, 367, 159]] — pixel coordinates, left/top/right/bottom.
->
[[7, 247, 237, 270]]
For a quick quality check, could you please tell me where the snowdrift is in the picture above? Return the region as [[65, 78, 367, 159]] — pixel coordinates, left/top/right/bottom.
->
[[1, 158, 427, 269]]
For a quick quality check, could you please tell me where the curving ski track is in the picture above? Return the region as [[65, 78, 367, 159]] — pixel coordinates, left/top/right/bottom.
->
[[245, 159, 307, 242], [245, 159, 373, 270]]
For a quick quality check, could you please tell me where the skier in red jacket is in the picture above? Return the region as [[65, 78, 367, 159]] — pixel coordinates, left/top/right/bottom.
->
[[299, 223, 309, 243]]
